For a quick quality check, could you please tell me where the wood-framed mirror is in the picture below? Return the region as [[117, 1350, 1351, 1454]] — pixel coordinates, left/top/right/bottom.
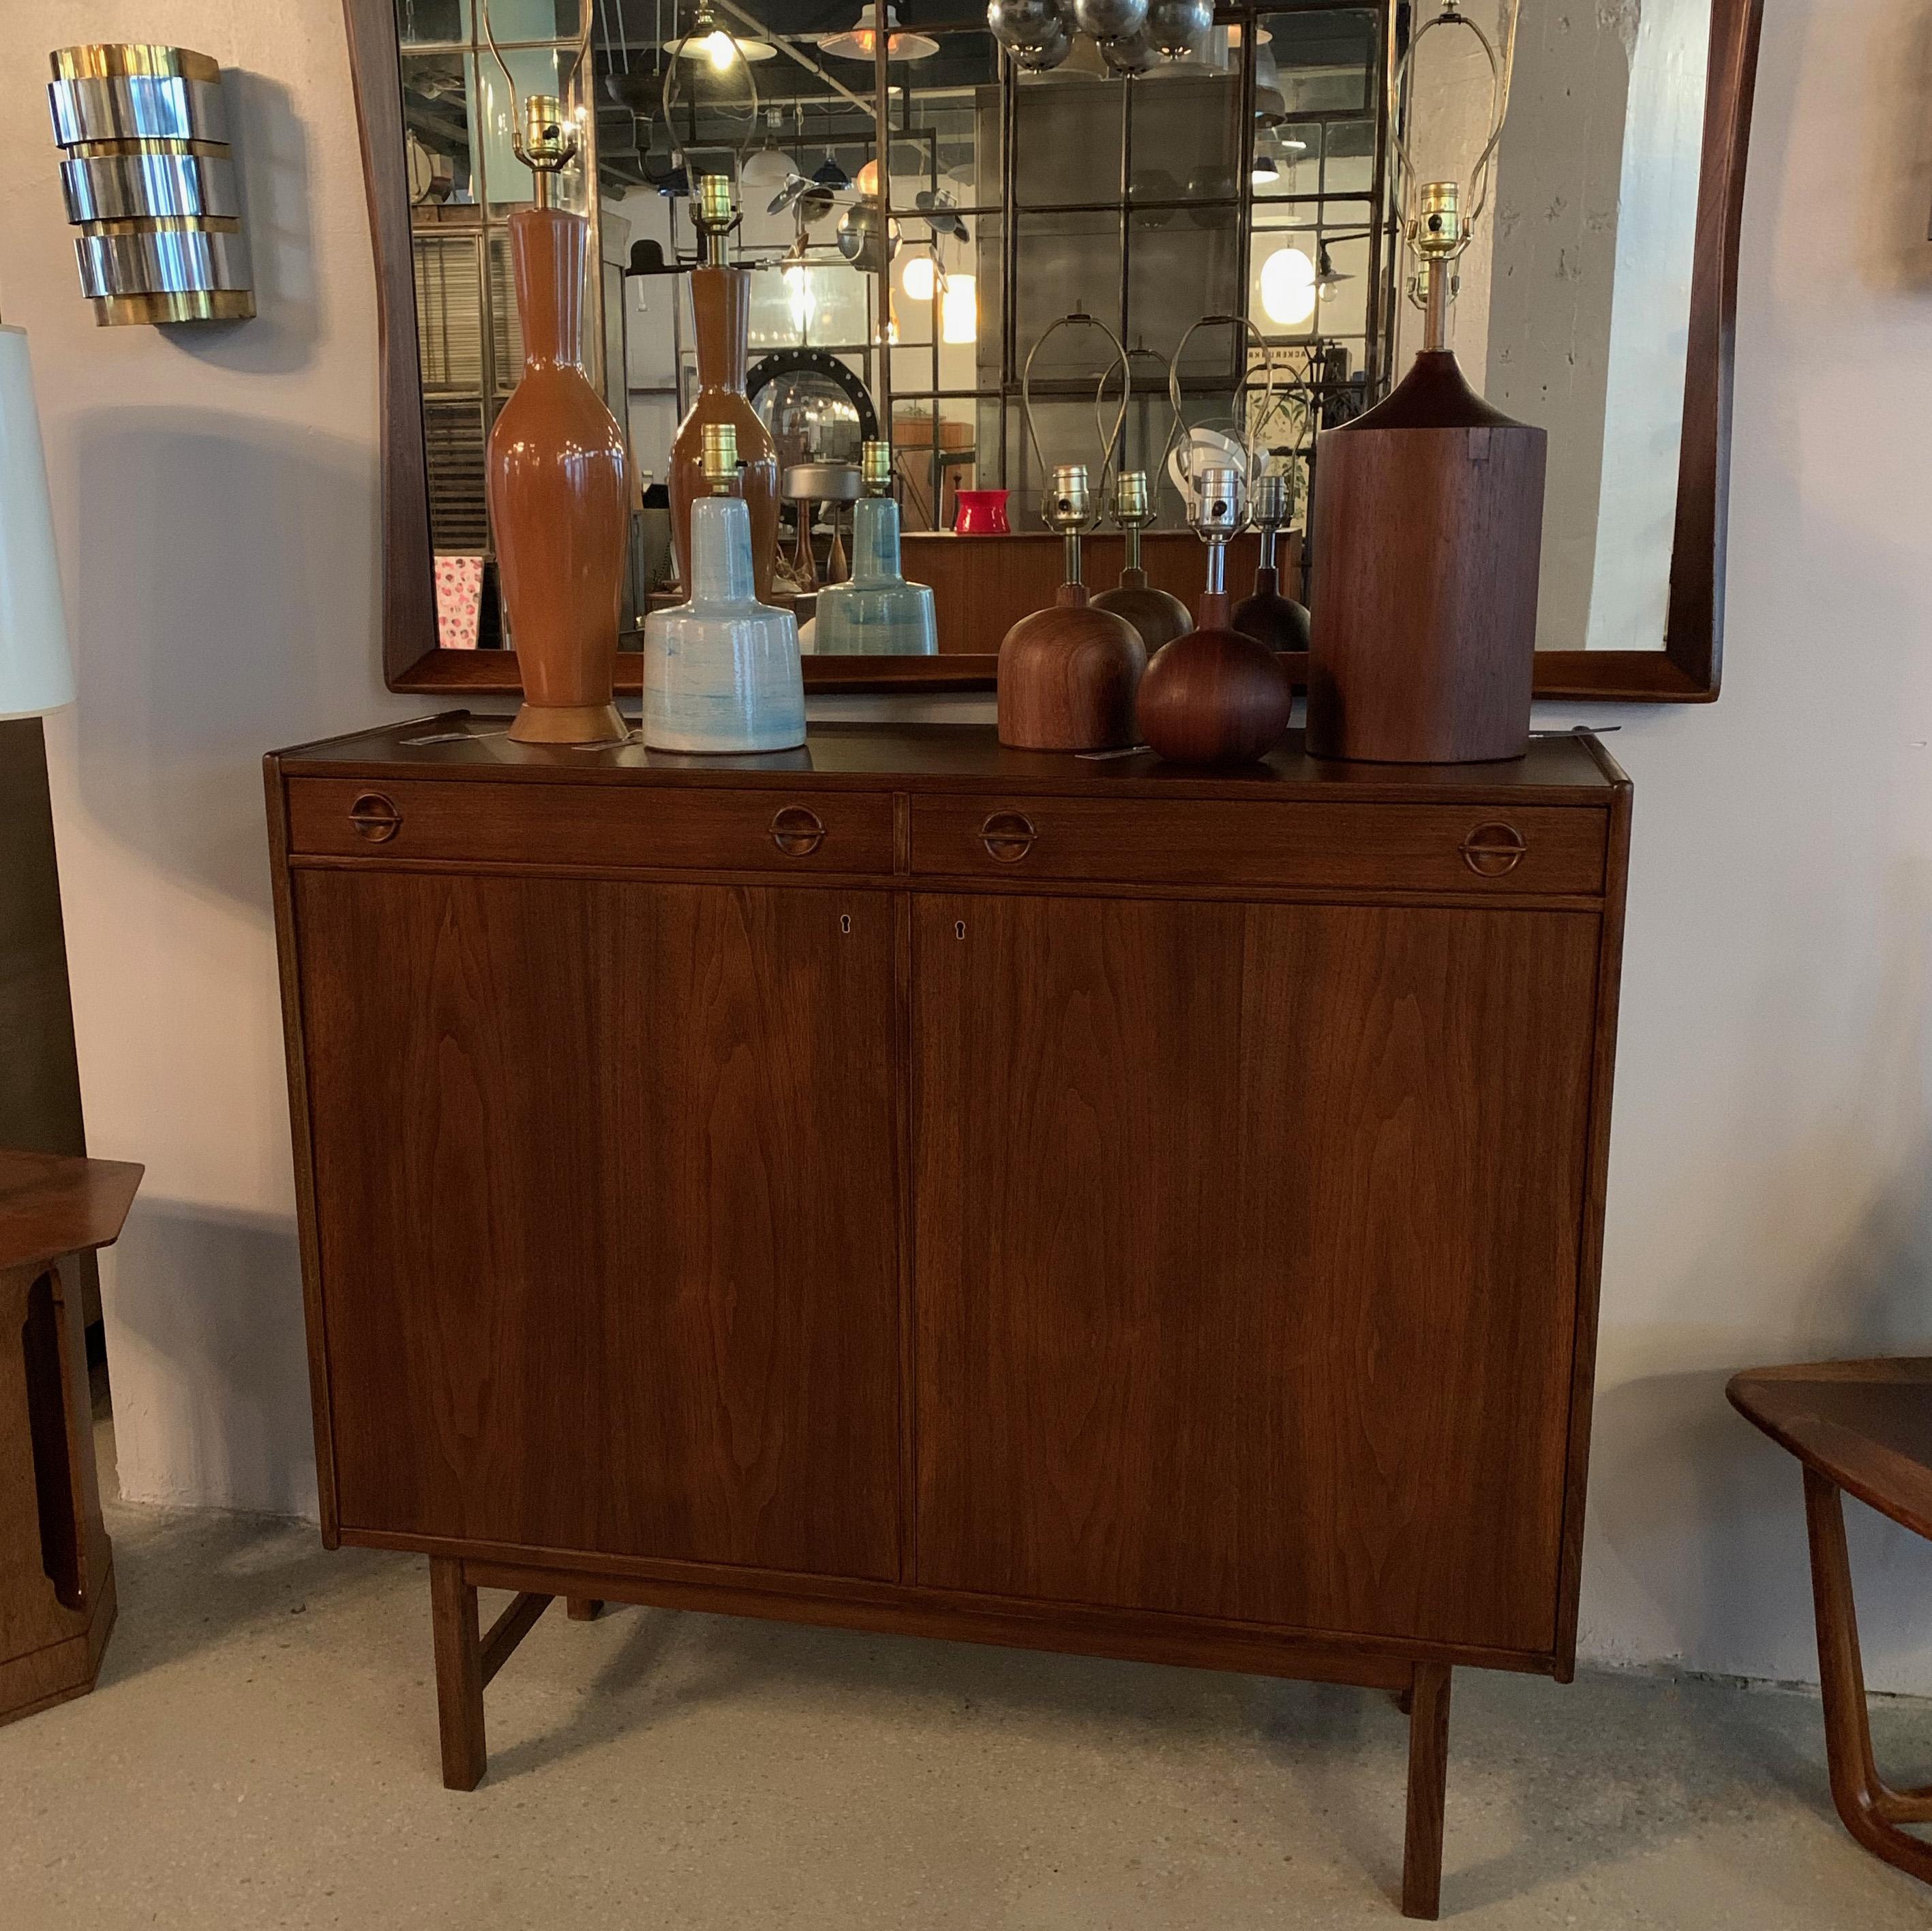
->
[[345, 0, 1761, 702]]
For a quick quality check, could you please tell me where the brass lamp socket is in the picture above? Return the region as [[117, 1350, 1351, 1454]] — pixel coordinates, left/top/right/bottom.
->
[[521, 93, 577, 171], [702, 421, 740, 494], [695, 172, 739, 232], [861, 439, 893, 496], [1114, 470, 1153, 528], [1415, 179, 1463, 258], [694, 172, 741, 264]]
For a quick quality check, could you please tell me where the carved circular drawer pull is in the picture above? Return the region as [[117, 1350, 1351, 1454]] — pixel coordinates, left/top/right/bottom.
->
[[1460, 822, 1528, 877], [769, 806, 826, 857], [980, 811, 1037, 864], [347, 792, 402, 843]]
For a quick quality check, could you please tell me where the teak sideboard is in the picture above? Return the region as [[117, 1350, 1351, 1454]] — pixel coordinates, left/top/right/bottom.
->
[[265, 717, 1631, 1918]]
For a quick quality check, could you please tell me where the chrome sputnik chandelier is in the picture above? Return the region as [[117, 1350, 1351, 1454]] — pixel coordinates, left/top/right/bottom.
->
[[986, 0, 1213, 76]]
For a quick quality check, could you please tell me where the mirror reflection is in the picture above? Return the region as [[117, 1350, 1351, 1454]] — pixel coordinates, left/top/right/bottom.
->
[[393, 2, 1713, 658]]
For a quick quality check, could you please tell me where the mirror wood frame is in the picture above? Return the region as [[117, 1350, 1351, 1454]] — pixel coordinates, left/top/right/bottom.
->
[[345, 0, 1761, 703]]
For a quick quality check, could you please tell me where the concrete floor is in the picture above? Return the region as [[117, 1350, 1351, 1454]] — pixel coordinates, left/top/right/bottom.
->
[[2, 1424, 1929, 1928]]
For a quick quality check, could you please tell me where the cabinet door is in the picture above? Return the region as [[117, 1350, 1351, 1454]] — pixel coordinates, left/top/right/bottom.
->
[[912, 894, 1600, 1654], [295, 872, 902, 1581]]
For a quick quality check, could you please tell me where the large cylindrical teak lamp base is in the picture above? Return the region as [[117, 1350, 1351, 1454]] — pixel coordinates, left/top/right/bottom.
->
[[1308, 350, 1545, 765]]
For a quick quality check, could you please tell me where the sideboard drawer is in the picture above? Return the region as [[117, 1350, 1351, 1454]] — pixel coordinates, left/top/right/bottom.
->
[[286, 778, 896, 875], [910, 795, 1607, 896]]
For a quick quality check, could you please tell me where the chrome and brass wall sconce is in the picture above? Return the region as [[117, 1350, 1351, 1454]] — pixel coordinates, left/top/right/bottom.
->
[[46, 44, 254, 326]]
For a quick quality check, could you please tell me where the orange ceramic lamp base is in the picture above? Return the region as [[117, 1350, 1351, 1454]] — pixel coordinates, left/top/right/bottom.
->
[[487, 205, 631, 748], [669, 267, 780, 603], [507, 701, 629, 745]]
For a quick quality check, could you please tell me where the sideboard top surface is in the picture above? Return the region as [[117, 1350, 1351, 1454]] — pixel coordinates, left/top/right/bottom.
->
[[269, 717, 1627, 806]]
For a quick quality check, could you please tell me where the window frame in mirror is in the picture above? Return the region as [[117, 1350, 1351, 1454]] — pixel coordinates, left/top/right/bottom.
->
[[345, 0, 1760, 703]]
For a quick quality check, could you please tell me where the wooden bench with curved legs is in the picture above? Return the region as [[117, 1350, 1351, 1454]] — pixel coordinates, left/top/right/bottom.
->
[[1727, 1359, 1932, 1885]]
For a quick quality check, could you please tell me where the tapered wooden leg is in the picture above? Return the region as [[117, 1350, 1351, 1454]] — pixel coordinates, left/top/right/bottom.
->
[[1803, 1469, 1932, 1879], [1402, 1663, 1452, 1920], [567, 1597, 605, 1622], [429, 1557, 486, 1791]]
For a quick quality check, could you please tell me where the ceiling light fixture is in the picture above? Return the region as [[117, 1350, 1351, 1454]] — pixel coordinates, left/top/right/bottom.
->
[[1259, 245, 1316, 327], [902, 250, 939, 301], [674, 1, 777, 64], [1317, 241, 1354, 299], [822, 4, 939, 62]]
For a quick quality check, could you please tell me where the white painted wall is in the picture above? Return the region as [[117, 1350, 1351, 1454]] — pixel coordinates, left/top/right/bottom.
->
[[0, 2, 421, 1515], [7, 0, 1932, 1693], [1563, 0, 1932, 1690]]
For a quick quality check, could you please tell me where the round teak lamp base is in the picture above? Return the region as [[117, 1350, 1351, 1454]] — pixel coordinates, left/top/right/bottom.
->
[[1136, 595, 1294, 766], [1231, 568, 1311, 654], [997, 586, 1146, 751], [1091, 569, 1193, 653]]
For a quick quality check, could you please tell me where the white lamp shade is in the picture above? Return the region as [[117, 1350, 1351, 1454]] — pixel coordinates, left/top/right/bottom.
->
[[0, 327, 74, 719]]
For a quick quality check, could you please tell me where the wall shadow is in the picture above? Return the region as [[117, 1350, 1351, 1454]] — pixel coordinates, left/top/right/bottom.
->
[[67, 408, 385, 907], [100, 1196, 318, 1520], [159, 72, 320, 375]]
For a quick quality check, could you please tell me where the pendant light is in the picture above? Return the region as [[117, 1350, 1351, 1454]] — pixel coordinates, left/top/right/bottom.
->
[[1254, 40, 1287, 123], [902, 248, 938, 301], [741, 110, 794, 192], [1258, 245, 1316, 327], [822, 4, 939, 61], [673, 1, 776, 63]]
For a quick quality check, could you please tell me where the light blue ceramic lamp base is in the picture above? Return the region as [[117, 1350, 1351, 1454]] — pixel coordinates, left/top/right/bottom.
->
[[813, 496, 937, 656], [643, 496, 806, 753]]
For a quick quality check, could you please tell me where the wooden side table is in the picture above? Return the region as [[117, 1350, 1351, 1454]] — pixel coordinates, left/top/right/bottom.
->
[[0, 1148, 142, 1726], [1728, 1360, 1932, 1884]]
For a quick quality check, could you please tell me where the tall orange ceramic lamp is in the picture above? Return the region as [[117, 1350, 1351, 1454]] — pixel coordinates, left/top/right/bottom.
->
[[481, 7, 631, 746], [667, 174, 782, 604]]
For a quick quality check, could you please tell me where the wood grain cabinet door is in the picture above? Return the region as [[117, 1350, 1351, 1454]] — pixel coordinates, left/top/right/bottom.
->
[[912, 892, 1602, 1656], [295, 872, 902, 1581]]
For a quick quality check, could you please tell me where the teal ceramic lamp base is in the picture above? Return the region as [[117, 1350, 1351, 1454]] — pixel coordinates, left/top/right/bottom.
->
[[814, 496, 937, 656], [643, 496, 805, 754]]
